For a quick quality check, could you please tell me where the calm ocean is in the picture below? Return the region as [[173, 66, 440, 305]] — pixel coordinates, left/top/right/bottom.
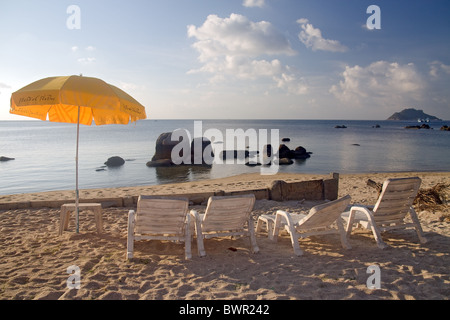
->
[[1, 119, 449, 195]]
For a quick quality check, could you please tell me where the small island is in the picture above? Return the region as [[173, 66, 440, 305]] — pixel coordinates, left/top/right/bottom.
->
[[386, 108, 442, 121]]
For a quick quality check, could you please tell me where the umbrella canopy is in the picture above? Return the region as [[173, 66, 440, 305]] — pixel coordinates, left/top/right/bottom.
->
[[10, 75, 146, 125], [10, 75, 147, 233]]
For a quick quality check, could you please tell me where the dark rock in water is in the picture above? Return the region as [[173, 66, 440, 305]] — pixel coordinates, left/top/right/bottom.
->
[[352, 144, 360, 146], [278, 144, 293, 159], [293, 146, 311, 159], [104, 156, 125, 167], [278, 145, 311, 160], [96, 168, 107, 172], [279, 158, 294, 165], [221, 150, 250, 160], [405, 124, 432, 130], [281, 138, 290, 142], [0, 156, 15, 161], [335, 125, 347, 129], [149, 132, 213, 167], [151, 132, 182, 162], [373, 124, 381, 128], [245, 162, 262, 167], [146, 159, 174, 167]]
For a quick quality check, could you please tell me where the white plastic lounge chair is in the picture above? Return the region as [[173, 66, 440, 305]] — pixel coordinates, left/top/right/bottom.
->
[[256, 195, 352, 256], [344, 177, 427, 249], [127, 196, 192, 260], [190, 194, 259, 256]]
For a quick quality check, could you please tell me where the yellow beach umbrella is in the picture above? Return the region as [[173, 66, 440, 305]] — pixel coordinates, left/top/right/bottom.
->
[[10, 75, 147, 233]]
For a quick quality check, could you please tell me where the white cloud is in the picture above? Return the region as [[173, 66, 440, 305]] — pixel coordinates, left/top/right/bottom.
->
[[118, 81, 146, 92], [0, 82, 11, 95], [77, 57, 96, 64], [72, 45, 96, 64], [429, 60, 450, 78], [188, 14, 295, 61], [274, 72, 309, 95], [330, 61, 424, 106], [187, 14, 307, 94], [297, 18, 348, 52], [243, 0, 265, 8]]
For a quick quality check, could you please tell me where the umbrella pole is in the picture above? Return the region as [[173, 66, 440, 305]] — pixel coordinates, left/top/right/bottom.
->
[[76, 106, 80, 233]]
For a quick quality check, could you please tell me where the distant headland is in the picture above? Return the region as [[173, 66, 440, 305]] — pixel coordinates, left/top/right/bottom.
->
[[386, 108, 442, 121]]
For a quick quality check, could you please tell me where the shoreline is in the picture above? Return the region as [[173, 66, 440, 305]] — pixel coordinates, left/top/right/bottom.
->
[[1, 171, 448, 205]]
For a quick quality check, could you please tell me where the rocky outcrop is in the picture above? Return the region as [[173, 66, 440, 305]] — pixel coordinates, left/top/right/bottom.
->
[[405, 124, 432, 129], [150, 132, 181, 162], [0, 156, 15, 161], [220, 150, 250, 160], [104, 156, 125, 167], [146, 132, 213, 167], [278, 144, 311, 160], [387, 108, 441, 121]]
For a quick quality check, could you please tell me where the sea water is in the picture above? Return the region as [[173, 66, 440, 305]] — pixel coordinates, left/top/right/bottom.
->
[[0, 119, 449, 195]]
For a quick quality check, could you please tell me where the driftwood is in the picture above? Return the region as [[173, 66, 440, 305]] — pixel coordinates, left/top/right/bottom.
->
[[366, 179, 449, 211], [414, 183, 448, 211], [366, 179, 382, 195]]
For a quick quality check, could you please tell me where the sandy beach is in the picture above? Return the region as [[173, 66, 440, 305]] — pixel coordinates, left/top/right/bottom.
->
[[0, 171, 448, 300]]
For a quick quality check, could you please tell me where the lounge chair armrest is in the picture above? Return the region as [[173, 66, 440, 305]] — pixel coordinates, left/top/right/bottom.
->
[[275, 210, 294, 225], [127, 210, 135, 227], [349, 205, 375, 218], [345, 205, 378, 235]]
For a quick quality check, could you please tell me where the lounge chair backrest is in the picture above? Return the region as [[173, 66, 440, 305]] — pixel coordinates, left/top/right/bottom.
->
[[373, 177, 421, 222], [297, 195, 351, 230], [135, 195, 189, 235], [201, 194, 256, 232]]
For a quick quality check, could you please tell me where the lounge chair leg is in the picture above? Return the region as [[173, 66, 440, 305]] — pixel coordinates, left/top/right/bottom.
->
[[370, 224, 388, 249], [337, 217, 352, 250], [195, 222, 206, 257], [256, 216, 274, 240], [409, 207, 428, 244], [255, 218, 263, 233], [266, 220, 274, 241], [185, 215, 192, 260], [345, 209, 356, 237], [248, 219, 259, 253], [272, 214, 284, 242], [126, 210, 135, 260], [289, 229, 303, 256]]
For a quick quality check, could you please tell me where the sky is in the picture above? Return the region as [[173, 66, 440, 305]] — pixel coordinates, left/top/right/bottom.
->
[[1, 0, 449, 120]]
